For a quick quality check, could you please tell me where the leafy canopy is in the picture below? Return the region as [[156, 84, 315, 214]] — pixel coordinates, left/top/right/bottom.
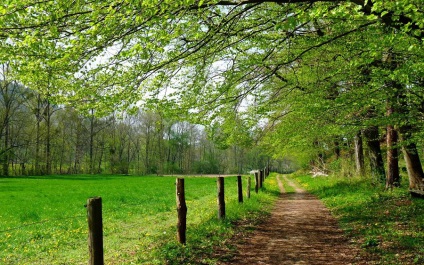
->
[[0, 0, 423, 152]]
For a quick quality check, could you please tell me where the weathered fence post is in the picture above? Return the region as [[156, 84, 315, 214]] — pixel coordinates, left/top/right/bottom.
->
[[254, 172, 259, 193], [247, 176, 251, 198], [259, 170, 264, 188], [87, 197, 104, 265], [217, 177, 225, 219], [176, 178, 187, 244], [237, 175, 243, 203]]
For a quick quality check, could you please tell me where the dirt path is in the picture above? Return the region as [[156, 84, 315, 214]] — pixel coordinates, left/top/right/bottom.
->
[[218, 175, 366, 265]]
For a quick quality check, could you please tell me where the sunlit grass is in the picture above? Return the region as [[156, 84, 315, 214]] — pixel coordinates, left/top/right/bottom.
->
[[0, 174, 279, 264]]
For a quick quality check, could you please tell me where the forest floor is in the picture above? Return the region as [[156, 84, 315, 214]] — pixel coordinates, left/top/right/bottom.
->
[[217, 175, 371, 265]]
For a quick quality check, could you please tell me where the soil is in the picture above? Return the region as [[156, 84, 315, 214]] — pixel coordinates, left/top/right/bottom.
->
[[217, 175, 369, 265]]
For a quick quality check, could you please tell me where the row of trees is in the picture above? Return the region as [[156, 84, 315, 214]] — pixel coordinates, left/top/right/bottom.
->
[[254, 10, 424, 190], [0, 0, 422, 188], [0, 67, 280, 176]]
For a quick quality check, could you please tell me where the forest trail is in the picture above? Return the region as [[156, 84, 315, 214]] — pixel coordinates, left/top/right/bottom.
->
[[218, 175, 367, 265]]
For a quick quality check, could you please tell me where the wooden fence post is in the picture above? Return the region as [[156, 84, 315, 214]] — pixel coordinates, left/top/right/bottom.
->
[[87, 197, 104, 265], [254, 172, 259, 193], [247, 176, 251, 198], [259, 170, 264, 188], [217, 177, 225, 219], [237, 175, 243, 203], [176, 178, 187, 244]]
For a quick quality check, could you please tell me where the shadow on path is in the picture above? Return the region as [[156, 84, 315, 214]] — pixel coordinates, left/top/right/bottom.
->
[[218, 175, 366, 265]]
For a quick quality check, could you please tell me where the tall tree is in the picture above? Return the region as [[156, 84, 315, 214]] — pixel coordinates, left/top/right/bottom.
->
[[1, 0, 423, 180], [354, 131, 365, 177], [0, 63, 26, 176]]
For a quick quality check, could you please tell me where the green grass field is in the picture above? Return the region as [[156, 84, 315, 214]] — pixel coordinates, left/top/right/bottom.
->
[[293, 173, 424, 265], [0, 174, 279, 265]]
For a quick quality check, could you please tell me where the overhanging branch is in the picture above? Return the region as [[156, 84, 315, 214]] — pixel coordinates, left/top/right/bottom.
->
[[197, 0, 422, 40]]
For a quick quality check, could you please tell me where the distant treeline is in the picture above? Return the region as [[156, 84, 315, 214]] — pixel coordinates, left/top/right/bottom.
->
[[0, 80, 296, 176]]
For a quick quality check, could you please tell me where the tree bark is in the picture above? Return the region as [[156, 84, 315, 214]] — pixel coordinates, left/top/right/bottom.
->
[[395, 79, 424, 190], [363, 126, 385, 184], [386, 124, 400, 189], [401, 143, 424, 191], [386, 101, 400, 189], [399, 125, 424, 190]]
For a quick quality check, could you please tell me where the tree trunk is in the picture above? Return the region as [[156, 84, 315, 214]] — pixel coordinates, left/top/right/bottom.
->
[[3, 121, 9, 176], [35, 95, 41, 175], [392, 77, 424, 190], [399, 125, 424, 190], [354, 131, 365, 177], [74, 120, 83, 173], [59, 128, 66, 174], [402, 143, 424, 190], [386, 124, 400, 188], [45, 99, 51, 175], [363, 126, 385, 184], [145, 127, 150, 174], [97, 140, 104, 174], [89, 109, 95, 174], [386, 102, 400, 189], [334, 139, 340, 160]]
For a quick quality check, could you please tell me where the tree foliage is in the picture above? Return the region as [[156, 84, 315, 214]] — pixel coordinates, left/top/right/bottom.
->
[[0, 0, 423, 183], [1, 1, 421, 115]]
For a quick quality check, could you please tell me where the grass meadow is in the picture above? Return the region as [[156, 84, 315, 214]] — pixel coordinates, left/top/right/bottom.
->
[[293, 173, 424, 265], [0, 174, 279, 265]]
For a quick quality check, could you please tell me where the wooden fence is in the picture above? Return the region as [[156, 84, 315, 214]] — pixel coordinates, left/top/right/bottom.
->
[[85, 167, 270, 264]]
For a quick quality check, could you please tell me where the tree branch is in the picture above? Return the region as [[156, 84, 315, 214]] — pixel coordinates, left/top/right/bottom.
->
[[197, 0, 422, 40]]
